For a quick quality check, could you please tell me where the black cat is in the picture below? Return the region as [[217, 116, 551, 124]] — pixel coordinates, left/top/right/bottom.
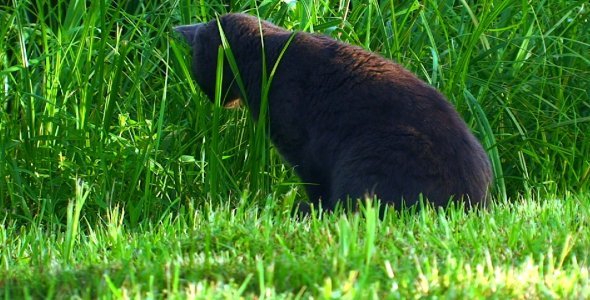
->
[[175, 13, 492, 211]]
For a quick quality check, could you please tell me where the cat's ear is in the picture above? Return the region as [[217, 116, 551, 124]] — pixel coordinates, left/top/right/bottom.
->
[[173, 24, 204, 45]]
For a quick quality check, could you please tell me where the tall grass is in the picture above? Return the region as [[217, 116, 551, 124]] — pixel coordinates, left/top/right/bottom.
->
[[0, 0, 589, 224]]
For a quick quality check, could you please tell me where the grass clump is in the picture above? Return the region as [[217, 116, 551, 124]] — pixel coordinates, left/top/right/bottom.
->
[[1, 0, 588, 223]]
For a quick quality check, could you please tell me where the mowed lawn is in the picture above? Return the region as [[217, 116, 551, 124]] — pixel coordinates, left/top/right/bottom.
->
[[1, 0, 589, 298], [3, 196, 590, 298]]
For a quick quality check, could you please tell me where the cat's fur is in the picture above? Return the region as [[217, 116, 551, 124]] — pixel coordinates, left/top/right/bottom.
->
[[175, 13, 493, 211]]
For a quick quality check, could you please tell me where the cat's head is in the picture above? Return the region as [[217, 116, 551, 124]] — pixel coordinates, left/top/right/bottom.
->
[[174, 14, 249, 107]]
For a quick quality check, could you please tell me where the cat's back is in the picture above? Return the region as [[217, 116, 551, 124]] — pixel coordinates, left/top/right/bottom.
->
[[285, 32, 492, 206]]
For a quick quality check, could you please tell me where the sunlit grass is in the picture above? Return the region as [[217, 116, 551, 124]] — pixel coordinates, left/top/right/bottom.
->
[[0, 0, 589, 297], [1, 0, 588, 223], [1, 194, 589, 298]]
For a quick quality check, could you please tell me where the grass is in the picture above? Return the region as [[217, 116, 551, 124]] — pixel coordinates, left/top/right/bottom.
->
[[1, 0, 589, 298], [2, 195, 590, 298]]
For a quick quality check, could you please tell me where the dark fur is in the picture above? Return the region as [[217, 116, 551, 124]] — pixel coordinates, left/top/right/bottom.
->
[[175, 14, 492, 211]]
